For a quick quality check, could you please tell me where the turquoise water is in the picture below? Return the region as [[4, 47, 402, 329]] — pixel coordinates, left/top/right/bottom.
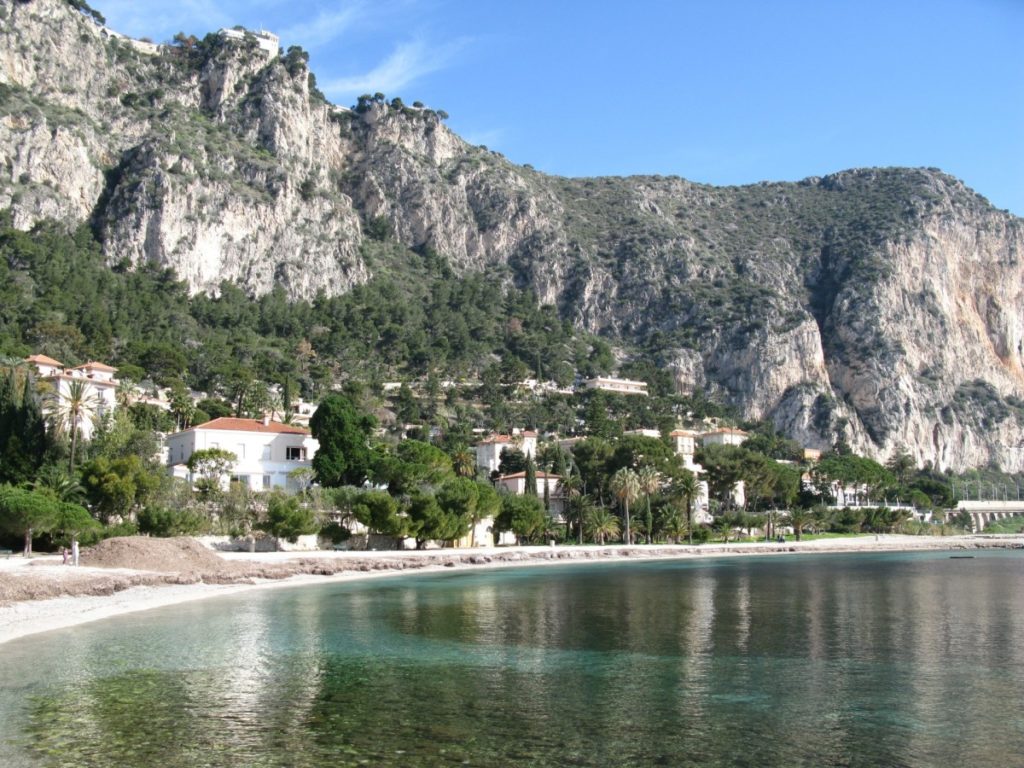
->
[[1, 551, 1022, 767]]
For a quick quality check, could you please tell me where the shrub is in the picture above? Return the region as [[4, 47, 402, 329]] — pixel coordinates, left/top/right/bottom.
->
[[138, 505, 208, 537]]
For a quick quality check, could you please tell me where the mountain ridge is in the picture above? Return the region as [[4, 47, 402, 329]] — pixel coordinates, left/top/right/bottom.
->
[[1, 0, 1022, 471]]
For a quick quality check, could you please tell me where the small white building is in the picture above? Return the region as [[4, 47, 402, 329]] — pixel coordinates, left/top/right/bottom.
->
[[669, 429, 711, 521], [218, 28, 280, 58], [475, 430, 538, 474], [27, 356, 118, 441], [701, 427, 749, 447], [582, 377, 649, 396], [166, 416, 318, 492], [287, 399, 318, 428], [624, 428, 662, 439], [670, 429, 700, 461]]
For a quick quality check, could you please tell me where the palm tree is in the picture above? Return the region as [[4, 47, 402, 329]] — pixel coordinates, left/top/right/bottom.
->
[[49, 379, 99, 472], [114, 379, 135, 410], [658, 507, 688, 544], [609, 467, 640, 544], [31, 465, 86, 504], [637, 465, 660, 544], [558, 471, 585, 543], [712, 514, 736, 543], [584, 506, 620, 545], [452, 448, 476, 479], [671, 471, 700, 545], [786, 508, 814, 541]]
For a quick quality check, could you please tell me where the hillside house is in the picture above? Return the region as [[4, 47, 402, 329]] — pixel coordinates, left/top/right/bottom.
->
[[668, 428, 711, 521], [475, 429, 538, 474], [27, 356, 118, 441], [582, 377, 649, 396], [624, 428, 662, 438], [167, 416, 318, 492], [218, 28, 280, 58], [701, 427, 749, 447]]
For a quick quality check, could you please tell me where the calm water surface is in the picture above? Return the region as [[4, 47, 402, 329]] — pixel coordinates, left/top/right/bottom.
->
[[1, 551, 1022, 767]]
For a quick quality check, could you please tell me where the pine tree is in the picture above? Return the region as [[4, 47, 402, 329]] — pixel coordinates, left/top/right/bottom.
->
[[0, 365, 49, 485], [524, 456, 538, 497]]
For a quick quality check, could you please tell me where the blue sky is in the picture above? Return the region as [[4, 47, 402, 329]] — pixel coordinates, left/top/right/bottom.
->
[[98, 0, 1023, 215]]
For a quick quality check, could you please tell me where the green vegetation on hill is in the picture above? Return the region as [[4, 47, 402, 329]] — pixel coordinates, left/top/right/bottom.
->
[[0, 214, 594, 404]]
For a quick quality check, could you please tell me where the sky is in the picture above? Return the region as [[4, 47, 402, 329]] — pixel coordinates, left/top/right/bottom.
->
[[97, 0, 1024, 215]]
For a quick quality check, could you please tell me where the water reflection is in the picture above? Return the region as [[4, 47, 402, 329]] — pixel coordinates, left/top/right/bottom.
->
[[1, 552, 1022, 767]]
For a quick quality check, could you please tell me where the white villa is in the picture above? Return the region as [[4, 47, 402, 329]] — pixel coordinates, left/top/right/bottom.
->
[[624, 428, 662, 438], [218, 28, 280, 58], [669, 428, 713, 522], [701, 427, 749, 447], [475, 429, 538, 474], [582, 377, 649, 396], [167, 416, 319, 492], [26, 355, 118, 441]]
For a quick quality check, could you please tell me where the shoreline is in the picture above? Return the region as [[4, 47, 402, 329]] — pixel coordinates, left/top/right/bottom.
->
[[1, 534, 1020, 646]]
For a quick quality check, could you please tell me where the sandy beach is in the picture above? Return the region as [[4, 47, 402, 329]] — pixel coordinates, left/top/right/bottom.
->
[[1, 534, 1021, 647]]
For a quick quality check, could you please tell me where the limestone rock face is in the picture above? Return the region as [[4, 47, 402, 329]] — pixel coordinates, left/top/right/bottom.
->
[[1, 0, 1023, 470]]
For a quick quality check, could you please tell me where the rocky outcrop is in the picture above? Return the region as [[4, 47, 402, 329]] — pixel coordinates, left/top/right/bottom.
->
[[1, 0, 1023, 470]]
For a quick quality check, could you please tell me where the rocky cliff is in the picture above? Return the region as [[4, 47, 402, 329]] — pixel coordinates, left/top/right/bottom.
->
[[2, 0, 1023, 471]]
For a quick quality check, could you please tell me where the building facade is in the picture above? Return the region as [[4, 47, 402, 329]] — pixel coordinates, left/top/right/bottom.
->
[[582, 377, 649, 396], [166, 417, 319, 492], [27, 356, 118, 441], [474, 430, 538, 474], [701, 427, 749, 448]]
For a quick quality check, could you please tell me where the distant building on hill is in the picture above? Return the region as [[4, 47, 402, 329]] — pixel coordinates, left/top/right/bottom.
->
[[700, 427, 749, 448], [474, 429, 538, 474], [582, 377, 649, 396], [669, 429, 700, 469], [218, 28, 280, 58], [166, 416, 318, 492], [624, 428, 661, 438], [669, 428, 711, 521], [286, 399, 317, 428], [26, 356, 118, 441]]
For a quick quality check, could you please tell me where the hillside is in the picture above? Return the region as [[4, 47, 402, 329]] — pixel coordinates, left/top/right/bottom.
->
[[1, 0, 1023, 470]]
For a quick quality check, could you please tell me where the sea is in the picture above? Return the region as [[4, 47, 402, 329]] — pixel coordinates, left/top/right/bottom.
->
[[1, 550, 1022, 767]]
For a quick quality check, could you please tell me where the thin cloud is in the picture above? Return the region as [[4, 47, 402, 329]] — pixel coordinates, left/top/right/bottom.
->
[[461, 128, 505, 149], [98, 0, 235, 39], [322, 37, 467, 98], [279, 5, 365, 49]]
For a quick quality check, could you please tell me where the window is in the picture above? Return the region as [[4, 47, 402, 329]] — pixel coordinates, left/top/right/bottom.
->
[[262, 474, 272, 489], [286, 446, 307, 461]]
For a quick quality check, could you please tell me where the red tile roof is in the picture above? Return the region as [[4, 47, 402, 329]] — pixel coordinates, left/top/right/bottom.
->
[[72, 361, 118, 372], [498, 471, 562, 480], [192, 417, 311, 435], [478, 431, 538, 445], [25, 354, 64, 366]]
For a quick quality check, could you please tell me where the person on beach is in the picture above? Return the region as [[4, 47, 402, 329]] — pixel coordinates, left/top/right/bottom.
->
[[61, 547, 68, 565], [71, 540, 79, 567]]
